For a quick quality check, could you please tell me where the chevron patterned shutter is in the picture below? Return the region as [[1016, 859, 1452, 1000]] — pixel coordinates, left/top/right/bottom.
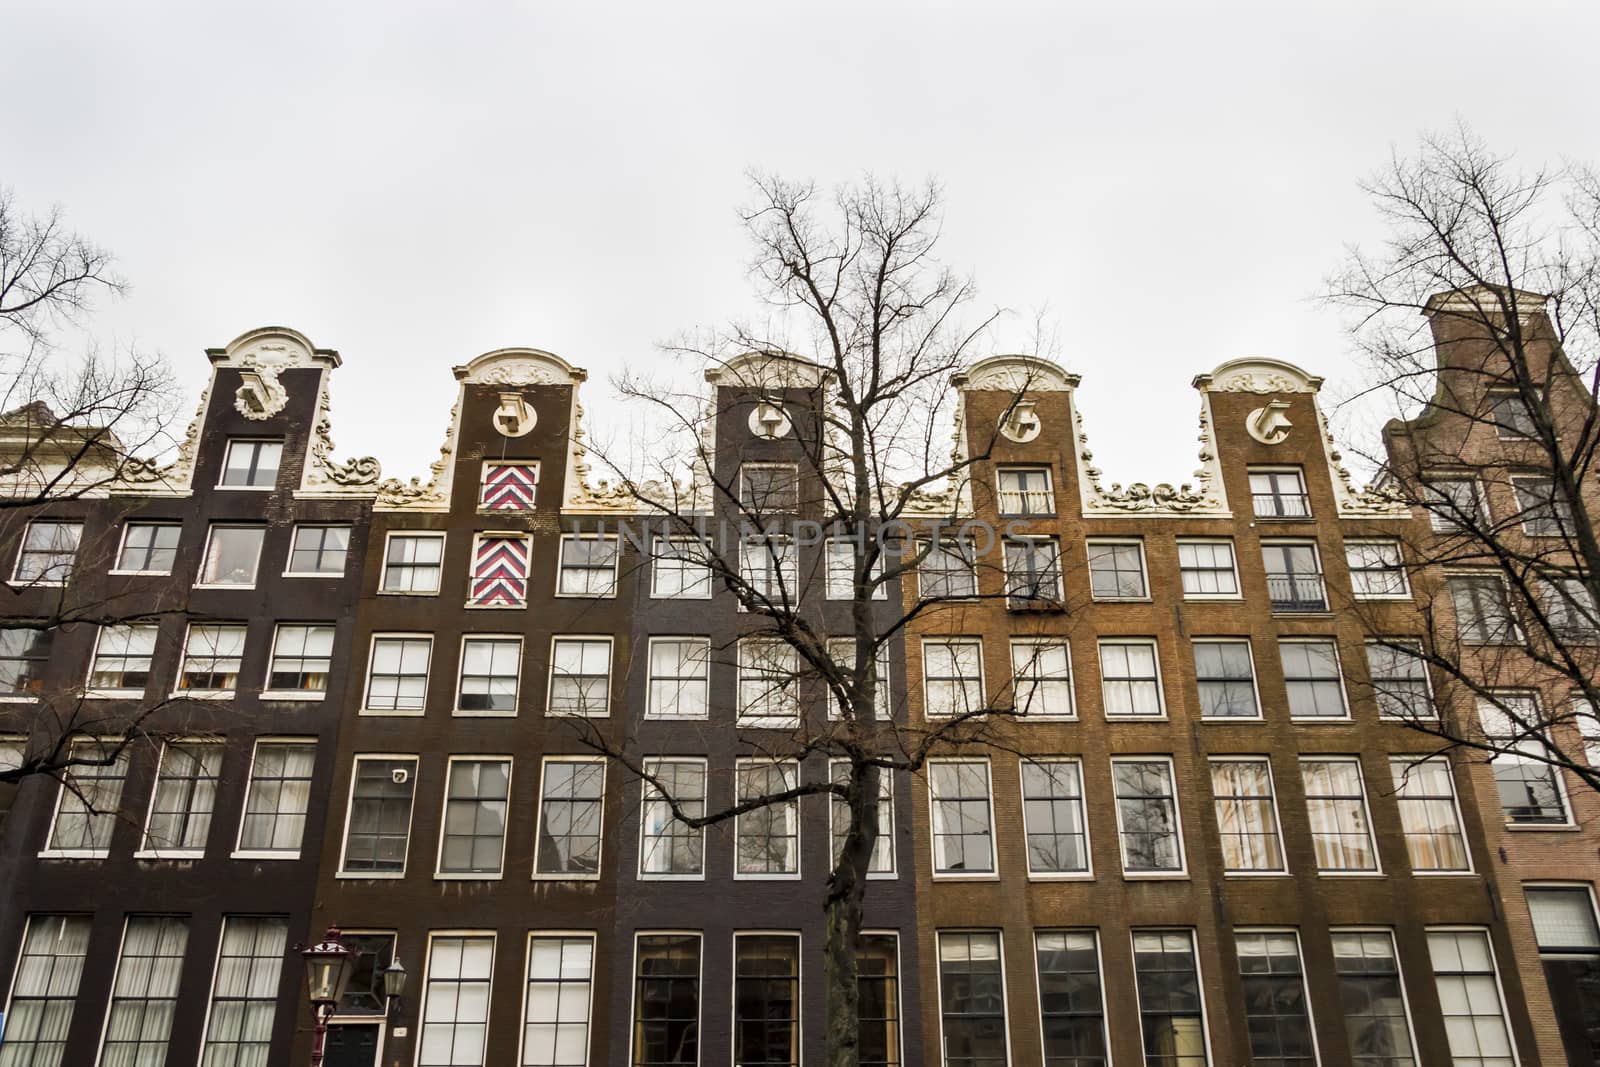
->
[[480, 463, 539, 510], [470, 536, 530, 606]]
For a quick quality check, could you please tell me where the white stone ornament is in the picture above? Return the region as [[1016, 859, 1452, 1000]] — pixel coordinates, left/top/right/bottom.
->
[[749, 401, 792, 440], [1246, 401, 1293, 445], [1000, 400, 1041, 443], [493, 393, 537, 438]]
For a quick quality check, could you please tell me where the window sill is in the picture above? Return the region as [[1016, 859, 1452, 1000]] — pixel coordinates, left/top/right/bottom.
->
[[232, 850, 302, 861], [531, 872, 602, 882], [360, 708, 426, 717], [638, 873, 707, 882], [0, 695, 38, 703], [1314, 869, 1384, 877], [108, 569, 174, 577], [435, 871, 505, 880], [171, 690, 235, 701], [1223, 870, 1292, 878], [1103, 714, 1169, 722], [134, 849, 205, 861], [452, 709, 519, 718], [737, 717, 801, 730], [642, 714, 710, 722], [649, 593, 714, 601], [553, 591, 620, 600], [1120, 871, 1189, 880], [1181, 594, 1245, 602], [1504, 822, 1580, 832], [1351, 593, 1413, 601], [84, 689, 143, 699], [260, 691, 327, 702], [1413, 869, 1478, 877], [931, 872, 1000, 882], [1200, 716, 1265, 724], [193, 583, 258, 592], [1026, 871, 1095, 881], [212, 485, 274, 492], [734, 873, 803, 882], [38, 849, 109, 860], [1015, 714, 1078, 722], [281, 571, 346, 579], [1090, 596, 1152, 604], [1288, 716, 1353, 724], [337, 870, 408, 880], [9, 580, 68, 589], [547, 709, 610, 719], [463, 602, 527, 610], [376, 590, 442, 597]]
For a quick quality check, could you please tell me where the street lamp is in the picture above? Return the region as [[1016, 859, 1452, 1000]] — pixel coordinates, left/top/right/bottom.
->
[[382, 957, 408, 1017], [301, 924, 357, 1067]]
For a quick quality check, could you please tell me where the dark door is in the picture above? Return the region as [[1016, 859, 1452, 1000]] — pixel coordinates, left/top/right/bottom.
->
[[323, 1023, 381, 1067]]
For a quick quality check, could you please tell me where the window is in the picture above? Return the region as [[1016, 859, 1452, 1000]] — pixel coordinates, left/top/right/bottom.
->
[[176, 623, 248, 695], [646, 638, 709, 720], [87, 624, 157, 695], [200, 916, 288, 1067], [1300, 758, 1377, 872], [1426, 930, 1515, 1067], [219, 439, 282, 488], [923, 638, 985, 718], [1210, 759, 1284, 873], [1193, 640, 1259, 719], [734, 935, 800, 1067], [382, 532, 444, 594], [13, 520, 81, 584], [859, 934, 902, 1067], [340, 756, 418, 875], [469, 535, 530, 607], [830, 760, 894, 874], [456, 637, 522, 714], [997, 466, 1055, 516], [45, 740, 128, 854], [1035, 931, 1107, 1067], [141, 741, 222, 854], [736, 761, 799, 876], [1490, 391, 1538, 438], [1539, 577, 1599, 641], [1132, 931, 1208, 1067], [632, 934, 700, 1067], [287, 524, 350, 574], [336, 933, 397, 1015], [1235, 932, 1314, 1067], [825, 537, 887, 599], [557, 535, 619, 597], [1514, 475, 1574, 537], [266, 623, 334, 694], [1250, 468, 1310, 518], [738, 639, 800, 726], [419, 935, 495, 1067], [1346, 540, 1408, 598], [1423, 477, 1486, 532], [481, 462, 539, 510], [826, 638, 891, 721], [1390, 758, 1469, 872], [102, 915, 188, 1067], [1087, 539, 1147, 599], [115, 521, 180, 574], [1010, 640, 1073, 718], [237, 740, 315, 855], [1004, 537, 1064, 607], [1449, 574, 1518, 644], [1279, 639, 1346, 719], [549, 637, 612, 716], [1113, 759, 1184, 874], [739, 463, 798, 512], [1576, 693, 1600, 768], [0, 627, 51, 697], [197, 524, 265, 587], [363, 635, 432, 713], [640, 759, 706, 878], [1525, 885, 1600, 1062], [652, 535, 712, 599], [523, 936, 593, 1067], [1330, 931, 1416, 1067], [534, 759, 604, 878], [929, 760, 995, 876], [1099, 639, 1163, 718], [1020, 760, 1088, 875], [1261, 542, 1325, 612], [740, 536, 797, 603], [438, 758, 512, 875], [0, 915, 90, 1067], [1367, 641, 1433, 720], [1478, 694, 1568, 824], [920, 540, 977, 599], [1177, 539, 1238, 597], [937, 932, 1008, 1067]]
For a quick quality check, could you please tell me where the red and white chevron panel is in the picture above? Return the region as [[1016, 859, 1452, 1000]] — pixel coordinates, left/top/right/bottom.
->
[[470, 537, 530, 606], [480, 463, 538, 510]]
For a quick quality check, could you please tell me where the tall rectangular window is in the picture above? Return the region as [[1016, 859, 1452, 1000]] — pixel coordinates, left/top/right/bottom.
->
[[830, 760, 894, 875], [1330, 931, 1416, 1067], [456, 637, 522, 714], [640, 759, 706, 878], [523, 935, 593, 1067], [197, 524, 265, 587], [1235, 932, 1314, 1067], [1366, 641, 1432, 720], [1035, 931, 1107, 1067], [219, 439, 282, 488], [646, 638, 709, 719], [1004, 537, 1064, 607], [535, 758, 604, 878], [1478, 694, 1568, 824], [1426, 930, 1515, 1067], [548, 637, 612, 717], [1250, 468, 1310, 517], [937, 932, 1008, 1067], [996, 466, 1054, 516], [826, 638, 891, 721], [438, 758, 511, 876], [1177, 540, 1238, 597], [363, 635, 432, 713], [1448, 574, 1518, 643], [1261, 542, 1325, 612], [632, 934, 700, 1067], [0, 915, 90, 1067], [825, 537, 887, 600], [1086, 539, 1147, 599], [738, 463, 798, 512], [651, 536, 712, 599], [919, 540, 977, 599], [1513, 475, 1574, 538], [12, 521, 82, 585], [740, 536, 797, 603], [469, 535, 530, 607], [419, 935, 495, 1067], [237, 740, 315, 855], [339, 756, 418, 875], [1525, 885, 1600, 1062], [1113, 759, 1184, 874], [923, 638, 984, 718], [480, 462, 539, 510], [1279, 639, 1346, 719], [176, 623, 248, 695], [287, 524, 351, 574], [1300, 758, 1377, 872], [736, 760, 799, 876], [1100, 640, 1163, 718], [0, 627, 51, 697], [45, 741, 128, 854], [101, 915, 188, 1067], [734, 935, 800, 1067], [859, 934, 901, 1067], [381, 532, 444, 594], [142, 741, 222, 854], [1538, 577, 1599, 642], [738, 639, 800, 726], [87, 623, 157, 695], [1010, 640, 1073, 718], [200, 916, 288, 1067], [115, 521, 180, 574], [557, 535, 620, 597], [266, 623, 334, 694], [1346, 540, 1408, 598], [1021, 760, 1088, 876], [1132, 931, 1208, 1067], [1490, 391, 1538, 438], [930, 761, 994, 876], [1193, 640, 1259, 719], [1210, 759, 1284, 873], [1423, 477, 1485, 532], [1389, 758, 1469, 872]]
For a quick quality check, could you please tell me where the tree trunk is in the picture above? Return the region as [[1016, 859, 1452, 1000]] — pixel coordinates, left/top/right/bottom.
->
[[823, 762, 878, 1067]]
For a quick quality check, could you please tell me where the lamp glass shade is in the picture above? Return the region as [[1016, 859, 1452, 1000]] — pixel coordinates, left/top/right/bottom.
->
[[301, 927, 357, 1008], [383, 958, 408, 999]]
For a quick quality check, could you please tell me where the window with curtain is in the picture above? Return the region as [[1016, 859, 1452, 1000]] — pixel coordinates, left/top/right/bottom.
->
[[46, 741, 129, 854], [522, 935, 593, 1067], [1389, 758, 1469, 872], [937, 932, 1008, 1066], [1235, 932, 1314, 1067], [237, 741, 316, 854], [1035, 931, 1107, 1065], [418, 935, 495, 1067], [1132, 931, 1209, 1067], [1021, 760, 1088, 875], [200, 916, 288, 1067], [142, 742, 222, 854], [1209, 759, 1284, 873], [640, 760, 706, 877], [0, 915, 91, 1067], [858, 934, 901, 1067], [1426, 930, 1514, 1067], [101, 916, 188, 1067], [735, 761, 798, 876], [1329, 930, 1416, 1067], [1300, 758, 1377, 872]]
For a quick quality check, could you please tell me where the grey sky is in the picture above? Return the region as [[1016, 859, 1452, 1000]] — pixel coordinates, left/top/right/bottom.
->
[[7, 0, 1599, 487]]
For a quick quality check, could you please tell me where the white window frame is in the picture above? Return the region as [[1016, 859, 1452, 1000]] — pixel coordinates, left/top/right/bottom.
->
[[1208, 755, 1287, 876], [1232, 928, 1322, 1067], [1366, 638, 1435, 721], [84, 623, 159, 698], [196, 916, 291, 1067], [1248, 465, 1311, 519], [733, 759, 801, 880], [194, 523, 266, 589], [1477, 691, 1573, 829], [378, 531, 446, 596], [555, 534, 620, 598], [39, 735, 129, 859], [518, 931, 596, 1067], [1299, 756, 1382, 875], [282, 523, 352, 578], [1003, 535, 1065, 606], [1030, 929, 1109, 1067], [637, 756, 709, 881], [416, 931, 497, 1067], [824, 537, 888, 601], [479, 461, 540, 510], [644, 636, 710, 720], [737, 638, 801, 728], [1389, 755, 1474, 875], [1328, 927, 1421, 1063], [728, 932, 802, 1067], [1129, 929, 1214, 1067], [216, 438, 283, 490], [453, 634, 523, 717], [1345, 539, 1411, 599], [1424, 926, 1521, 1067], [737, 462, 799, 512], [95, 914, 191, 1067], [1512, 473, 1575, 538], [827, 759, 895, 878], [1447, 571, 1523, 644], [739, 535, 798, 609], [825, 637, 891, 722], [1423, 475, 1489, 532], [546, 635, 614, 718], [934, 930, 1013, 1067], [467, 532, 530, 609], [110, 520, 181, 576], [1176, 537, 1241, 599], [1110, 756, 1188, 878], [230, 736, 317, 861], [996, 465, 1056, 517], [135, 737, 223, 860], [1191, 637, 1262, 721], [650, 534, 713, 600], [335, 753, 419, 879], [858, 930, 905, 1063], [434, 755, 514, 880], [1097, 638, 1166, 720], [1278, 637, 1349, 722], [917, 539, 978, 600], [261, 622, 336, 701], [1489, 390, 1539, 439], [1018, 757, 1092, 879], [1085, 538, 1149, 601], [171, 621, 249, 699], [361, 633, 433, 716], [927, 757, 999, 880], [627, 932, 704, 1067], [531, 756, 606, 882], [1260, 538, 1327, 613], [921, 637, 986, 719], [1009, 639, 1075, 719], [11, 519, 82, 586]]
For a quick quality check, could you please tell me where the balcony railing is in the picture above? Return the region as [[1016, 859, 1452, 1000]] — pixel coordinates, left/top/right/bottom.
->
[[1266, 572, 1326, 612], [1252, 493, 1312, 518], [998, 489, 1057, 517]]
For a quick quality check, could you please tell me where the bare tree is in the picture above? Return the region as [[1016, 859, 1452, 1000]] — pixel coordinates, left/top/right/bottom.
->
[[566, 174, 1065, 1064], [1329, 127, 1600, 803]]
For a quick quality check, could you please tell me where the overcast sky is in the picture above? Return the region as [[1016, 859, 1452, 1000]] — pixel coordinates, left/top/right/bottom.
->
[[7, 0, 1600, 487]]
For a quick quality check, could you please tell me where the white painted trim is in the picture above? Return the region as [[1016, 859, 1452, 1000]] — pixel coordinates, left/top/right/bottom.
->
[[1008, 638, 1076, 720], [1191, 636, 1264, 722], [1174, 536, 1242, 600], [920, 635, 987, 720], [642, 636, 711, 721], [1084, 536, 1151, 602], [433, 755, 514, 879], [1017, 756, 1093, 879], [1110, 755, 1188, 877], [1030, 928, 1109, 1067], [531, 756, 606, 881], [451, 633, 524, 716], [336, 753, 420, 878], [1421, 926, 1523, 1067], [729, 931, 803, 1065], [1278, 635, 1350, 722], [545, 634, 615, 718], [1097, 637, 1167, 721], [1297, 755, 1383, 875], [360, 632, 434, 716], [108, 518, 180, 576], [933, 930, 1014, 1067], [732, 759, 802, 881], [1129, 928, 1213, 1067], [376, 530, 446, 596], [193, 522, 266, 590], [927, 756, 999, 880], [229, 736, 318, 860], [518, 932, 598, 1066], [637, 756, 710, 881], [414, 931, 498, 1067], [554, 532, 620, 599], [627, 931, 703, 1067], [1207, 755, 1288, 875]]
